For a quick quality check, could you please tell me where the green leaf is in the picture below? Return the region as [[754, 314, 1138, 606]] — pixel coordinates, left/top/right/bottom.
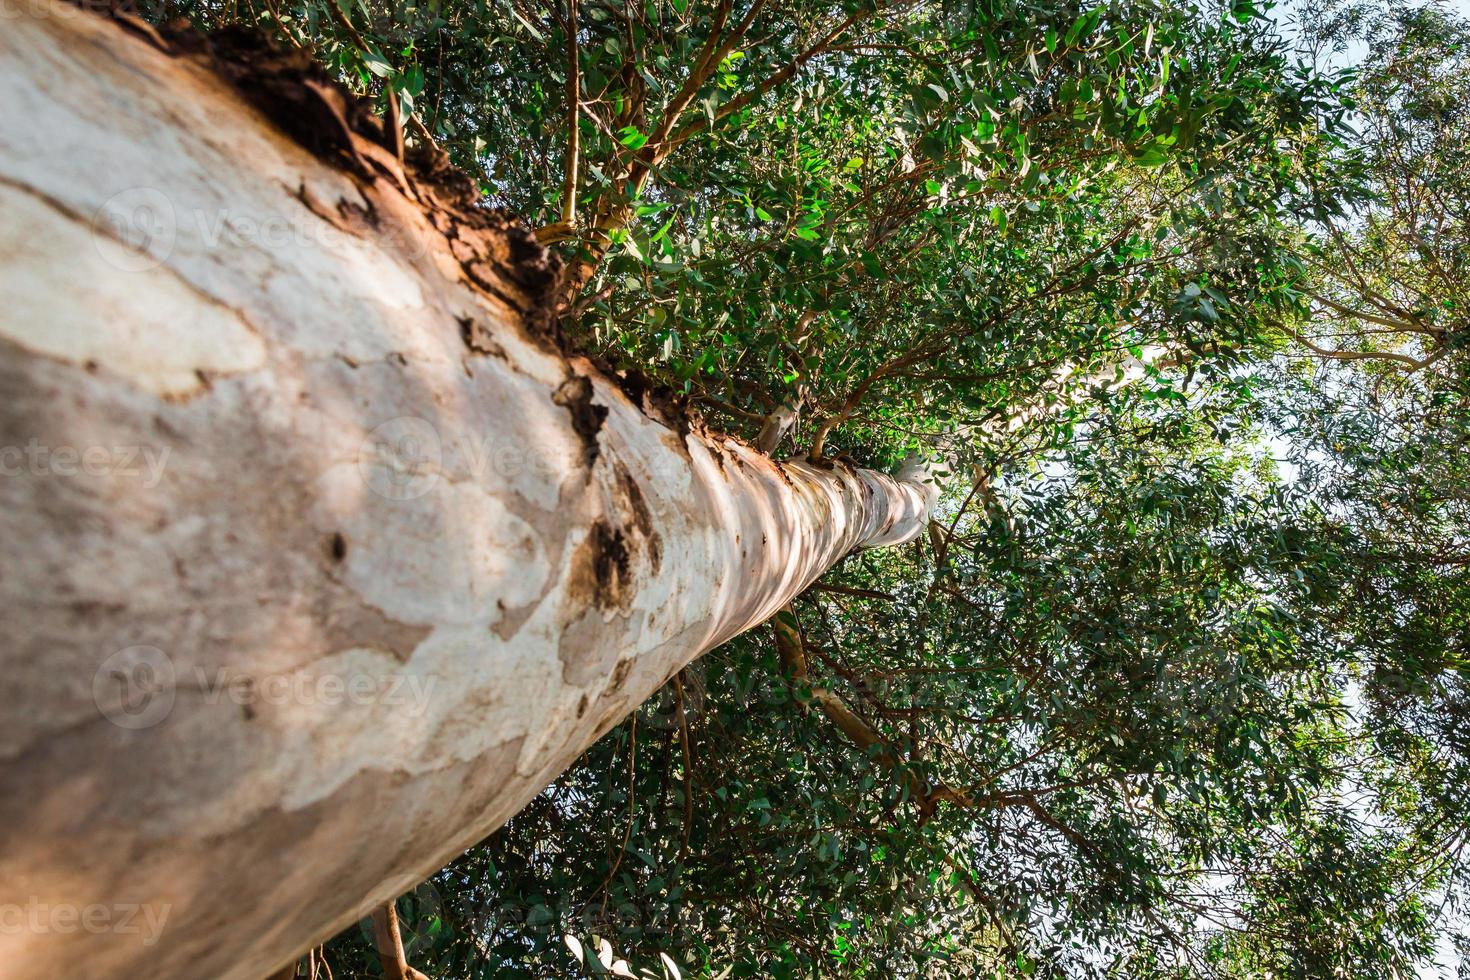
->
[[1065, 13, 1090, 46], [1133, 145, 1169, 167], [618, 127, 650, 150], [363, 51, 393, 78]]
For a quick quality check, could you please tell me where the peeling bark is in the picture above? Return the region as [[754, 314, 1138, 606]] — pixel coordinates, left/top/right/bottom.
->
[[0, 6, 937, 979]]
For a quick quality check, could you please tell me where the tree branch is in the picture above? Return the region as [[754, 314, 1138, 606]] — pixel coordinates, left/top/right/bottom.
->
[[1287, 324, 1445, 371], [370, 902, 429, 980]]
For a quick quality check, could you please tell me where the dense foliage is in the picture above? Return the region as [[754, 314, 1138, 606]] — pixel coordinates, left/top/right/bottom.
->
[[155, 0, 1469, 973]]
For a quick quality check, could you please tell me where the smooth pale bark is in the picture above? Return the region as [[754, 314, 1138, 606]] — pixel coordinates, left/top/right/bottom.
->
[[0, 6, 936, 979]]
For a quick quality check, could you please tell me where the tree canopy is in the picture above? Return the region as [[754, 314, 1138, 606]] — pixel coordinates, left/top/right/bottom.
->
[[150, 0, 1470, 974]]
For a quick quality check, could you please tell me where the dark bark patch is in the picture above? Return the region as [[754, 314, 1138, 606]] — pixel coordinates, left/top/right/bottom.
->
[[612, 461, 662, 574], [458, 316, 505, 358], [108, 8, 171, 51], [609, 658, 633, 692], [174, 23, 383, 179], [428, 210, 560, 337], [552, 375, 607, 468], [326, 531, 347, 563], [567, 520, 632, 613], [598, 365, 696, 451], [562, 463, 663, 624]]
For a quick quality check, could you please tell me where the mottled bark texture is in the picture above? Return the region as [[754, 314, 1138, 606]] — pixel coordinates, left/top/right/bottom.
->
[[0, 5, 937, 978]]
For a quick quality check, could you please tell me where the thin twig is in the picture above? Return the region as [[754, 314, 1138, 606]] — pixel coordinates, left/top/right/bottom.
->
[[596, 715, 639, 913], [560, 0, 581, 226]]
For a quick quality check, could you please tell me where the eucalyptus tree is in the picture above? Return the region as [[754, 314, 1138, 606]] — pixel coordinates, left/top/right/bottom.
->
[[0, 0, 1405, 978]]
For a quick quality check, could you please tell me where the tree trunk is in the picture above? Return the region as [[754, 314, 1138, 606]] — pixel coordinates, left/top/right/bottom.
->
[[0, 6, 936, 979]]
